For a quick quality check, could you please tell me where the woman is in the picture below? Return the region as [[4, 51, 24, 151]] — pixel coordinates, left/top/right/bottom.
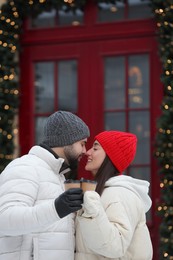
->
[[75, 130, 153, 260]]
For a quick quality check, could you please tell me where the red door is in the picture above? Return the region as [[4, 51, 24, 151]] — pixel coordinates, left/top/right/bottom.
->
[[20, 2, 162, 257], [20, 36, 161, 259]]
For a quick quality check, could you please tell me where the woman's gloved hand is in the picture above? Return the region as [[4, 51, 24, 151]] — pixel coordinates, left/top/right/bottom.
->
[[82, 191, 101, 218]]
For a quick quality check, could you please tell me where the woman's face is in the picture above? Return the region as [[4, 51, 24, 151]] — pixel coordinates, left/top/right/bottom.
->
[[85, 140, 106, 175]]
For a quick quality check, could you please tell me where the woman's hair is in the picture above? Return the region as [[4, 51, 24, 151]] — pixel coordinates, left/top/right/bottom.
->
[[94, 156, 119, 196]]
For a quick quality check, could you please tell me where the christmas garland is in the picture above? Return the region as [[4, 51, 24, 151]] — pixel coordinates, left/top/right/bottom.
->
[[150, 1, 173, 259]]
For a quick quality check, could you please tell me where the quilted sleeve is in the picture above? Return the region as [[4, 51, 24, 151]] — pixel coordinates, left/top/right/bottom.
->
[[77, 190, 139, 258], [0, 165, 59, 236]]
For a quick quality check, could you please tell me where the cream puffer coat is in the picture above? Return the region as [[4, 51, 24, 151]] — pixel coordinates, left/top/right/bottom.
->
[[0, 146, 75, 260], [75, 175, 153, 260]]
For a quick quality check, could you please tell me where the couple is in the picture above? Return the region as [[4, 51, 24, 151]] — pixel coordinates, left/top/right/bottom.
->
[[0, 111, 153, 260]]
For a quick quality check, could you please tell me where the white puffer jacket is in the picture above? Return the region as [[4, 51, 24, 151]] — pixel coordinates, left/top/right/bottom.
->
[[75, 175, 153, 260], [0, 146, 75, 260]]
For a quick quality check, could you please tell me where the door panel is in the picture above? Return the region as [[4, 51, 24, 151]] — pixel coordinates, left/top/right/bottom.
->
[[20, 36, 161, 260]]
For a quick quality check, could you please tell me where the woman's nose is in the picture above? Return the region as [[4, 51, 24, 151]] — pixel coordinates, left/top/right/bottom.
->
[[86, 148, 92, 156]]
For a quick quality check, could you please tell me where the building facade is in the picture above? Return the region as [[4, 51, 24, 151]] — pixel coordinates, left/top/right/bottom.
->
[[1, 0, 164, 259]]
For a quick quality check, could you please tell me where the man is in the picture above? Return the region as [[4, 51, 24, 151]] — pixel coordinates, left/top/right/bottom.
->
[[0, 111, 90, 260]]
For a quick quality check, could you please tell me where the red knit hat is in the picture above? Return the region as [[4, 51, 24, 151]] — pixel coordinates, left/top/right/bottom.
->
[[95, 131, 137, 173]]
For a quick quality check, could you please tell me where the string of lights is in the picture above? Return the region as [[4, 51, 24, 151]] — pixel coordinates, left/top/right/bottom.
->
[[150, 1, 173, 259], [0, 0, 20, 172]]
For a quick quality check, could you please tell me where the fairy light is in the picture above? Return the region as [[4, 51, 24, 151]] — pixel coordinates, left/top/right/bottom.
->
[[161, 152, 164, 157], [166, 129, 171, 134], [13, 11, 19, 18], [9, 1, 15, 6], [160, 182, 164, 188], [165, 164, 169, 169], [64, 0, 74, 3]]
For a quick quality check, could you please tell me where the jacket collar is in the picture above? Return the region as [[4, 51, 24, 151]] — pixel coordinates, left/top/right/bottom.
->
[[29, 145, 70, 175], [39, 144, 70, 174]]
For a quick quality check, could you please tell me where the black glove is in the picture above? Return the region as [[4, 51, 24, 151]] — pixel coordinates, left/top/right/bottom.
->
[[54, 188, 83, 218]]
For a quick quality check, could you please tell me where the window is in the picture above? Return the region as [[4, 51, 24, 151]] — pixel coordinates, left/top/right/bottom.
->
[[34, 60, 77, 144], [31, 6, 83, 28], [103, 53, 151, 220], [97, 0, 152, 22], [104, 54, 150, 182]]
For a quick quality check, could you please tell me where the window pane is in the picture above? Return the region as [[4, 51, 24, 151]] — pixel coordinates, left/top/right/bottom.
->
[[31, 7, 83, 28], [34, 62, 54, 113], [128, 54, 149, 108], [31, 10, 56, 28], [128, 0, 153, 20], [129, 111, 150, 164], [35, 117, 47, 145], [97, 0, 152, 22], [104, 112, 125, 131], [104, 57, 125, 109], [58, 8, 83, 26], [97, 2, 125, 22], [129, 166, 150, 182], [58, 60, 77, 112]]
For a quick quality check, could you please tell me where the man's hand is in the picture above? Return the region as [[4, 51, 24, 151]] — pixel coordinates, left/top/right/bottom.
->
[[55, 188, 83, 218]]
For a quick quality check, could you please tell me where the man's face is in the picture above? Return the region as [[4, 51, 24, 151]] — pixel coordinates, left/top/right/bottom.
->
[[64, 138, 87, 170]]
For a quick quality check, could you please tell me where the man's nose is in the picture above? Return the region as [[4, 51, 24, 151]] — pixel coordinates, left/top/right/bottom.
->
[[82, 146, 87, 154]]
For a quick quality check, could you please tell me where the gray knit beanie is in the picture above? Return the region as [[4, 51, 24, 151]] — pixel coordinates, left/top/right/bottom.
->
[[42, 111, 90, 147]]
